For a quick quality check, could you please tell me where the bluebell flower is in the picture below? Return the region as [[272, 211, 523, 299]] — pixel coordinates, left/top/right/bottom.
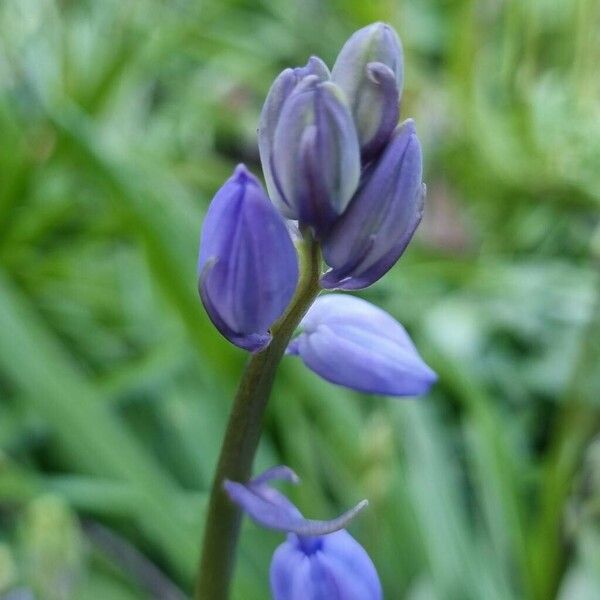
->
[[225, 466, 382, 600], [321, 120, 424, 290], [267, 77, 361, 236], [332, 22, 403, 162], [259, 56, 330, 209], [198, 165, 299, 352], [287, 294, 436, 396]]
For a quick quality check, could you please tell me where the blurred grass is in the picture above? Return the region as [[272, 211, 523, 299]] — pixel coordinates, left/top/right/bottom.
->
[[0, 0, 599, 598]]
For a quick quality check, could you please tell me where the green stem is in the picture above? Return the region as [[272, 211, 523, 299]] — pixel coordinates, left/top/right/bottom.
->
[[194, 237, 321, 600]]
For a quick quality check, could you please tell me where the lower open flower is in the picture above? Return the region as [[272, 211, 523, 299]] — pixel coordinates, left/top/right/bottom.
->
[[224, 466, 382, 600]]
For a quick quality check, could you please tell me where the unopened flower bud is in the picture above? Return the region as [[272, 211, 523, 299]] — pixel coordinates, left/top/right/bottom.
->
[[270, 79, 361, 236], [287, 294, 436, 396], [198, 165, 298, 352], [259, 57, 330, 208], [321, 120, 424, 290], [332, 22, 403, 161]]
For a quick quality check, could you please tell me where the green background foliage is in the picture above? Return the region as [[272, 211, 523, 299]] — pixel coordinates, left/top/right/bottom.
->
[[0, 0, 599, 598]]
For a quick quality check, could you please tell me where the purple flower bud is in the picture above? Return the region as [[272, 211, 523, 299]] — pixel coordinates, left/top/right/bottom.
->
[[224, 466, 381, 600], [321, 120, 424, 290], [287, 294, 436, 396], [332, 22, 403, 162], [198, 165, 299, 352], [270, 79, 361, 236], [259, 57, 330, 209]]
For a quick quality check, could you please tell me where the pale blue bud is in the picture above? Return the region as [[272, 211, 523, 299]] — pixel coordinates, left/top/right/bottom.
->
[[332, 22, 403, 161], [259, 57, 330, 209]]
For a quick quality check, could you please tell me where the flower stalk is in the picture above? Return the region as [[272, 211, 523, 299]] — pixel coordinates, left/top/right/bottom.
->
[[194, 236, 321, 600], [195, 22, 435, 598]]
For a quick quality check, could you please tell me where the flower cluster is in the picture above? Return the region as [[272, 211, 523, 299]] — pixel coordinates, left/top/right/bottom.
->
[[198, 22, 436, 597], [198, 22, 433, 392]]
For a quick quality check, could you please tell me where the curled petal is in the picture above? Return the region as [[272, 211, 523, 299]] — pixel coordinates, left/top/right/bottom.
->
[[287, 294, 436, 396], [251, 465, 300, 487], [224, 478, 368, 537], [259, 57, 330, 209], [321, 120, 424, 290], [198, 165, 299, 351], [224, 479, 302, 529], [355, 62, 400, 162]]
